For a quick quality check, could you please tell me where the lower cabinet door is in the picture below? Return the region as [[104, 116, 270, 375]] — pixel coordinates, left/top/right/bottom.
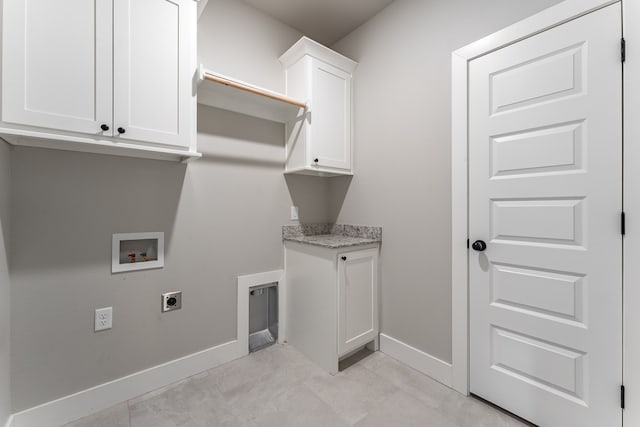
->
[[337, 247, 378, 356]]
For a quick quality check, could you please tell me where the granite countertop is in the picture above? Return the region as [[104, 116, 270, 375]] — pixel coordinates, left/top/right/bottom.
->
[[283, 224, 382, 249]]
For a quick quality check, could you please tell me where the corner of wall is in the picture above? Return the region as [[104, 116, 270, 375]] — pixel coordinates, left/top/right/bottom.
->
[[0, 140, 12, 426], [197, 0, 210, 20], [379, 334, 452, 388]]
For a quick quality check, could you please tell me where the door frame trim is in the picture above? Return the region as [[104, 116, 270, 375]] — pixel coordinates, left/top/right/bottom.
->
[[450, 0, 620, 395]]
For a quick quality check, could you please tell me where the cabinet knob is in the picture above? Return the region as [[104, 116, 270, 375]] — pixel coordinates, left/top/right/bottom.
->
[[117, 127, 126, 134], [341, 256, 347, 261], [313, 158, 319, 164], [100, 124, 109, 131]]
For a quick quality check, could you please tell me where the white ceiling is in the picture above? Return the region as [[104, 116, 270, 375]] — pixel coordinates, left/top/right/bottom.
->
[[239, 0, 396, 46]]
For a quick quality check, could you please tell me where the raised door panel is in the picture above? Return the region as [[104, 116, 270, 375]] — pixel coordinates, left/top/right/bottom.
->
[[113, 0, 194, 147], [338, 248, 378, 356], [2, 0, 112, 135], [310, 59, 351, 171]]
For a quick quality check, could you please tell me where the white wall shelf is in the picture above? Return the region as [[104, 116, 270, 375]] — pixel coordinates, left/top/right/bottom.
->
[[197, 66, 307, 123]]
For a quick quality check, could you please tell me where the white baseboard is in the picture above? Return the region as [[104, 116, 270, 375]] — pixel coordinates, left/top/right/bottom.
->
[[11, 340, 243, 427], [379, 333, 453, 388], [11, 269, 287, 427]]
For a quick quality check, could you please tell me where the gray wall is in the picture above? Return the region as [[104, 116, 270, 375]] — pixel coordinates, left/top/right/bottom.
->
[[330, 0, 563, 362], [0, 141, 11, 425], [9, 0, 328, 411], [198, 0, 300, 93], [7, 0, 567, 412]]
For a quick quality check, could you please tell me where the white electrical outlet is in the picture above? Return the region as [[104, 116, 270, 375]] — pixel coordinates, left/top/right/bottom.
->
[[290, 206, 299, 220], [95, 307, 113, 332]]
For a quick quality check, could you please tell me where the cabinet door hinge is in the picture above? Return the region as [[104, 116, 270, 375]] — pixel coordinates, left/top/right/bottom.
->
[[622, 38, 626, 63], [622, 211, 626, 236], [621, 385, 626, 409]]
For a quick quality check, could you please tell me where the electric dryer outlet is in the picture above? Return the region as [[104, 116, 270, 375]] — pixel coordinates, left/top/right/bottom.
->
[[162, 291, 182, 312]]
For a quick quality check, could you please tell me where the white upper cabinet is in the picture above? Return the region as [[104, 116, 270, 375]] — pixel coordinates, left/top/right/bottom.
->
[[1, 0, 199, 161], [311, 61, 352, 171], [113, 0, 193, 147], [280, 37, 357, 177], [3, 0, 113, 136]]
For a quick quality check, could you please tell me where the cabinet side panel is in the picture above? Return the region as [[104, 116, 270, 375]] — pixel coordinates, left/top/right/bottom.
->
[[285, 243, 338, 373], [284, 58, 311, 171], [285, 119, 307, 171]]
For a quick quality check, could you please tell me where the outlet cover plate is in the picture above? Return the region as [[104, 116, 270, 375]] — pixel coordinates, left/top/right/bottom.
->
[[95, 307, 113, 332], [162, 291, 182, 312]]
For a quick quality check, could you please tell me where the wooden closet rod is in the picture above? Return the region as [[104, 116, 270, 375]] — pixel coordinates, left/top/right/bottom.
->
[[203, 73, 307, 109]]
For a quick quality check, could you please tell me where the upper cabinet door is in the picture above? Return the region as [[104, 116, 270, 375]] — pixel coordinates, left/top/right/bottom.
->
[[310, 59, 352, 171], [2, 0, 113, 136], [113, 0, 194, 148]]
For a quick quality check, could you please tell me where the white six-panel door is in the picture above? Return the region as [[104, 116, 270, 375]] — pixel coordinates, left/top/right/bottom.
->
[[468, 4, 622, 426]]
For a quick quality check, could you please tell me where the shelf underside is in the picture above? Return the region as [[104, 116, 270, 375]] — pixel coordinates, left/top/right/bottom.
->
[[0, 127, 201, 162], [198, 70, 306, 124]]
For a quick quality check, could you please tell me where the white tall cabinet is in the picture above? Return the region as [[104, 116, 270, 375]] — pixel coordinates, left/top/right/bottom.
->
[[280, 37, 357, 176], [1, 0, 198, 160], [285, 241, 379, 374]]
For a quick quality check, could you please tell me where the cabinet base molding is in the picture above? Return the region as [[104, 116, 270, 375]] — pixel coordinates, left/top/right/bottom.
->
[[339, 337, 380, 362], [284, 167, 354, 178], [379, 334, 453, 388]]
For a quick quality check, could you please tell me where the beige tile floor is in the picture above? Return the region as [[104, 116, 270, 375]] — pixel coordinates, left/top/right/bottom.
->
[[64, 344, 529, 427]]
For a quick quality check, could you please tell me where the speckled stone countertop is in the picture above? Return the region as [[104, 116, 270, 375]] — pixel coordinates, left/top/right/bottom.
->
[[282, 224, 382, 249]]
